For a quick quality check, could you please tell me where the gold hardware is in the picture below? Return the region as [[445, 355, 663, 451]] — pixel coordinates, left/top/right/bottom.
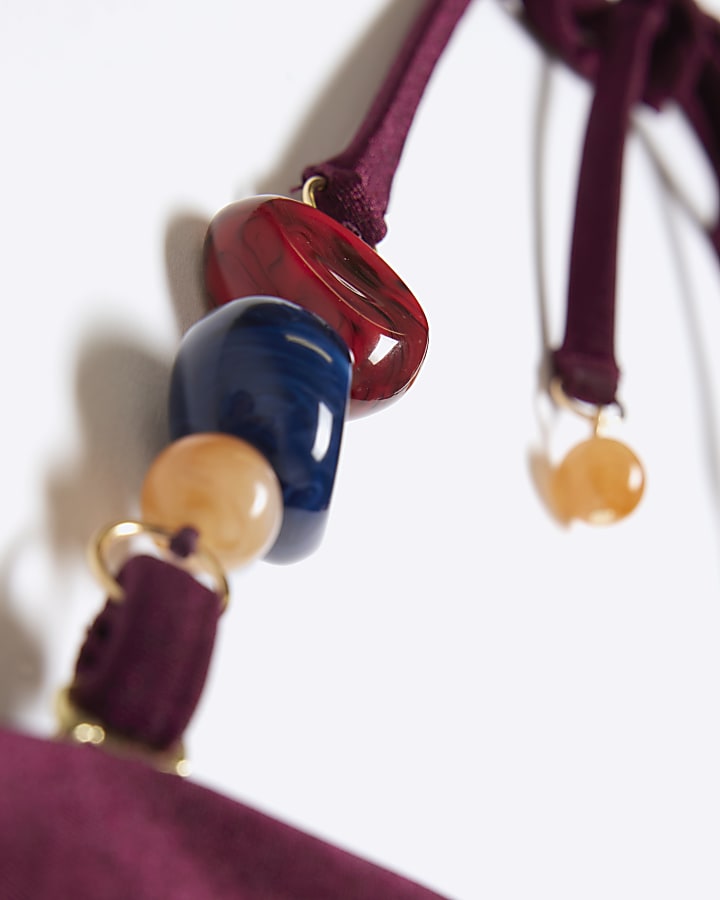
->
[[55, 688, 191, 777], [88, 519, 230, 611], [301, 175, 327, 208], [549, 376, 625, 434]]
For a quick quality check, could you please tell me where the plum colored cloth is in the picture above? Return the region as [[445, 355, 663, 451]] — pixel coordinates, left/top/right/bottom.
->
[[71, 554, 222, 750], [302, 0, 473, 246], [523, 0, 720, 403], [1, 553, 448, 898], [0, 728, 449, 899]]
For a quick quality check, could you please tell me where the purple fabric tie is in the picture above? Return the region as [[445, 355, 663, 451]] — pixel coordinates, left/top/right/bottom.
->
[[1, 551, 450, 898], [302, 0, 473, 246], [306, 0, 720, 406], [523, 0, 720, 405], [70, 553, 221, 750]]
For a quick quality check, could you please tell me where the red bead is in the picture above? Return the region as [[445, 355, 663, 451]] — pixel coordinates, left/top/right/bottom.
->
[[203, 196, 429, 417]]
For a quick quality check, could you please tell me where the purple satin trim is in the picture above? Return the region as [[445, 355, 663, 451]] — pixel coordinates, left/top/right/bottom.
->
[[71, 555, 221, 750], [302, 0, 473, 246], [524, 0, 720, 405]]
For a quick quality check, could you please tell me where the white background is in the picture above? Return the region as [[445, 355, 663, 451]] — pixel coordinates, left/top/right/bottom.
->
[[2, 1, 720, 898]]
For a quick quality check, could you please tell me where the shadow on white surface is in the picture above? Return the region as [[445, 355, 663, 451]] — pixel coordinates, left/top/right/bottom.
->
[[45, 334, 170, 565], [254, 0, 428, 197]]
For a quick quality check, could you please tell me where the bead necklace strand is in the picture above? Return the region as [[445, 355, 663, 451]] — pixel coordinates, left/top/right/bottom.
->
[[1, 1, 720, 896]]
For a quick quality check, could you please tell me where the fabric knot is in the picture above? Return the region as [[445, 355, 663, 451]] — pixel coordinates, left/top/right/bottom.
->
[[169, 525, 200, 559], [524, 0, 711, 109], [640, 0, 710, 108], [301, 163, 388, 246], [521, 0, 604, 77], [300, 0, 473, 246]]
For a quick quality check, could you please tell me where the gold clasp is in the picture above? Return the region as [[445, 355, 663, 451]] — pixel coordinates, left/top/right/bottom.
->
[[55, 688, 191, 777]]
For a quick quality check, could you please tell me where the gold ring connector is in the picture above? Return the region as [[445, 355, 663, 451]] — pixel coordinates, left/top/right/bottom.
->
[[549, 376, 625, 433], [301, 175, 327, 208], [89, 520, 230, 611], [55, 688, 191, 777]]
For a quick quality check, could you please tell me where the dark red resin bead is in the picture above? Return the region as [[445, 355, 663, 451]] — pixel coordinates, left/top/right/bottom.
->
[[203, 195, 429, 417]]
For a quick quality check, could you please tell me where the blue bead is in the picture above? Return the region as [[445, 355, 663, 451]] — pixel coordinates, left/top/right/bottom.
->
[[169, 297, 352, 563]]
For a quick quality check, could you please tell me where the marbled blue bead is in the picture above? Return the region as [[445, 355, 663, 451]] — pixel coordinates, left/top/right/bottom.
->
[[169, 296, 352, 563]]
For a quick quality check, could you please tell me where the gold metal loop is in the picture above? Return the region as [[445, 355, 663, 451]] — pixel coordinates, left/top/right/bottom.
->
[[301, 175, 327, 208], [55, 688, 191, 777], [549, 376, 625, 432], [89, 520, 230, 612]]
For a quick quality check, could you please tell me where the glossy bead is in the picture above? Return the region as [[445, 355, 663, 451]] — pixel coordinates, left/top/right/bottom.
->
[[551, 436, 645, 524], [169, 297, 351, 563], [203, 195, 429, 417], [140, 433, 283, 568]]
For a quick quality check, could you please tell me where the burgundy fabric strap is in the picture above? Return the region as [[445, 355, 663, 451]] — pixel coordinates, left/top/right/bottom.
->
[[523, 0, 720, 405], [0, 729, 449, 900], [70, 554, 221, 750], [302, 0, 473, 246], [8, 553, 453, 898]]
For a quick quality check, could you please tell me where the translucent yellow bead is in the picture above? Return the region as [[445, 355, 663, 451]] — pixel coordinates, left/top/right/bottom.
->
[[140, 433, 283, 568], [551, 436, 645, 525]]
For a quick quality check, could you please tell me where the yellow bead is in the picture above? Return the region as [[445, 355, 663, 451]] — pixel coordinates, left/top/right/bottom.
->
[[140, 433, 283, 568], [551, 436, 645, 525]]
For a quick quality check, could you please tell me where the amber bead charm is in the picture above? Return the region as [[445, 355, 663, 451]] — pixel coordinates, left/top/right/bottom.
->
[[140, 433, 283, 568], [551, 436, 645, 525]]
